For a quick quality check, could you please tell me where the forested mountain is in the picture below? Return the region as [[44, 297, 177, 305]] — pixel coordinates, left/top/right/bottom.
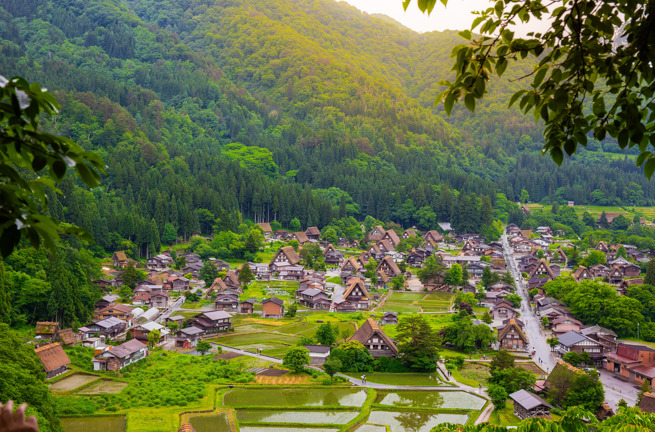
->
[[0, 0, 653, 256]]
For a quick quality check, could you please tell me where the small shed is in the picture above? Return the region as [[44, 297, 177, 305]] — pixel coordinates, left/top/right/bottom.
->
[[304, 345, 331, 365], [509, 389, 553, 420]]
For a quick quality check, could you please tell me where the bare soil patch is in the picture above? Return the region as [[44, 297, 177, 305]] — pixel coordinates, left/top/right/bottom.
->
[[257, 368, 289, 377], [214, 352, 243, 360]]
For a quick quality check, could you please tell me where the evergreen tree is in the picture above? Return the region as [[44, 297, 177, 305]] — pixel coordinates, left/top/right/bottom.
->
[[122, 261, 144, 289], [161, 223, 177, 245], [645, 260, 655, 286], [0, 262, 11, 324], [238, 264, 254, 285], [199, 262, 219, 287], [395, 314, 440, 371], [599, 212, 610, 229]]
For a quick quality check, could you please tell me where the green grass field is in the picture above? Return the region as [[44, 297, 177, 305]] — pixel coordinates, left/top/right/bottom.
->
[[388, 292, 425, 300], [380, 291, 453, 313]]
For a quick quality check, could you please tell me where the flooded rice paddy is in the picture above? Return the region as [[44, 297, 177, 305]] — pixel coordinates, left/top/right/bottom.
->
[[376, 390, 486, 410], [236, 409, 358, 424], [225, 388, 367, 407]]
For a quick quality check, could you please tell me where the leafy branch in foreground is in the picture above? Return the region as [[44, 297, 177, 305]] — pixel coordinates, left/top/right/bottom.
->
[[405, 0, 655, 178], [0, 75, 105, 257]]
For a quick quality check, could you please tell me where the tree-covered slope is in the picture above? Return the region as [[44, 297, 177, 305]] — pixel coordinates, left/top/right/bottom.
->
[[0, 0, 653, 252]]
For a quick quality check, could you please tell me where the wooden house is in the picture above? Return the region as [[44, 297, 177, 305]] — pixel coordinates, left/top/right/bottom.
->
[[130, 321, 168, 344], [618, 278, 643, 295], [555, 330, 606, 366], [146, 253, 172, 271], [175, 326, 204, 348], [596, 241, 610, 253], [305, 226, 321, 240], [324, 245, 344, 265], [93, 304, 135, 327], [304, 345, 331, 366], [112, 251, 128, 268], [402, 229, 417, 239], [407, 248, 430, 267], [35, 343, 71, 378], [380, 312, 398, 325], [550, 316, 583, 335], [510, 390, 552, 420], [491, 299, 517, 321], [35, 322, 60, 340], [383, 230, 401, 247], [239, 299, 255, 314], [262, 297, 285, 318], [376, 239, 395, 253], [84, 317, 126, 338], [214, 291, 240, 311], [498, 318, 528, 350], [223, 270, 241, 290], [572, 266, 592, 283], [340, 256, 362, 274], [423, 230, 443, 243], [608, 266, 624, 284], [590, 264, 609, 279], [257, 222, 272, 236], [92, 339, 148, 371], [367, 244, 384, 261], [296, 288, 331, 310], [343, 279, 370, 310], [192, 311, 232, 334], [209, 278, 229, 293], [292, 232, 310, 245], [270, 246, 302, 271], [349, 318, 398, 358], [368, 225, 386, 242], [376, 256, 402, 278]]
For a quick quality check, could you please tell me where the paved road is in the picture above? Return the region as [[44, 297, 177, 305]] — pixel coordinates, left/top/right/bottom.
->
[[598, 368, 639, 410], [501, 234, 556, 372], [156, 296, 186, 323]]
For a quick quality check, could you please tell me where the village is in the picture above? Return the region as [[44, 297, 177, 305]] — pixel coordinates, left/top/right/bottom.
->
[[26, 218, 655, 430]]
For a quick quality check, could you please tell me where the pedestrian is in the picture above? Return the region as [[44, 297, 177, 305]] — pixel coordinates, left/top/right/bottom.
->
[[361, 375, 365, 384]]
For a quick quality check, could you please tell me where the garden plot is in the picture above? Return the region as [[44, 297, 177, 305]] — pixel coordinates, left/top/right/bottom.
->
[[50, 373, 99, 392], [77, 380, 128, 395], [61, 416, 125, 432]]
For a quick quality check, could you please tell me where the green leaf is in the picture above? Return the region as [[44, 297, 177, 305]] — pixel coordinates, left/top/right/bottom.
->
[[444, 93, 455, 115], [592, 97, 605, 117], [551, 147, 564, 166], [533, 66, 548, 87], [459, 30, 472, 40], [645, 158, 655, 180], [496, 57, 508, 76], [464, 94, 476, 112], [494, 1, 503, 18], [637, 152, 649, 167]]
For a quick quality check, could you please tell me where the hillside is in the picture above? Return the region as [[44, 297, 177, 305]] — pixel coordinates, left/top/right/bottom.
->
[[0, 0, 653, 252]]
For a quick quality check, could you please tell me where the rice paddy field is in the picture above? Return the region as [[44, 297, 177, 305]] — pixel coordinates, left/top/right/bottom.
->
[[61, 416, 126, 432], [380, 291, 453, 314], [50, 373, 99, 392], [210, 316, 358, 358]]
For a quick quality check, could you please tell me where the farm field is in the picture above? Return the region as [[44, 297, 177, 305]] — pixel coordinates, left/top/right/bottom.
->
[[343, 373, 446, 386], [380, 291, 454, 313], [61, 416, 126, 432], [189, 414, 231, 432], [50, 373, 99, 392], [77, 380, 128, 395]]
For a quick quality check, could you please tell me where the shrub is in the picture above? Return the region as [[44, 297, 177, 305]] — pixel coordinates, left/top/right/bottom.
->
[[322, 379, 333, 386]]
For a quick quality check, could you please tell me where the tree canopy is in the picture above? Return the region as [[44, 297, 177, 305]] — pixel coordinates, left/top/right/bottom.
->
[[406, 0, 655, 179]]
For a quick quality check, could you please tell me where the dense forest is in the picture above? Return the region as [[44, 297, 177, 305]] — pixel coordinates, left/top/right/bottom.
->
[[0, 0, 653, 258]]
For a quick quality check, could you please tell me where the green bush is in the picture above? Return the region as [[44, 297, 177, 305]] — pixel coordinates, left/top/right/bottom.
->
[[322, 379, 333, 385]]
